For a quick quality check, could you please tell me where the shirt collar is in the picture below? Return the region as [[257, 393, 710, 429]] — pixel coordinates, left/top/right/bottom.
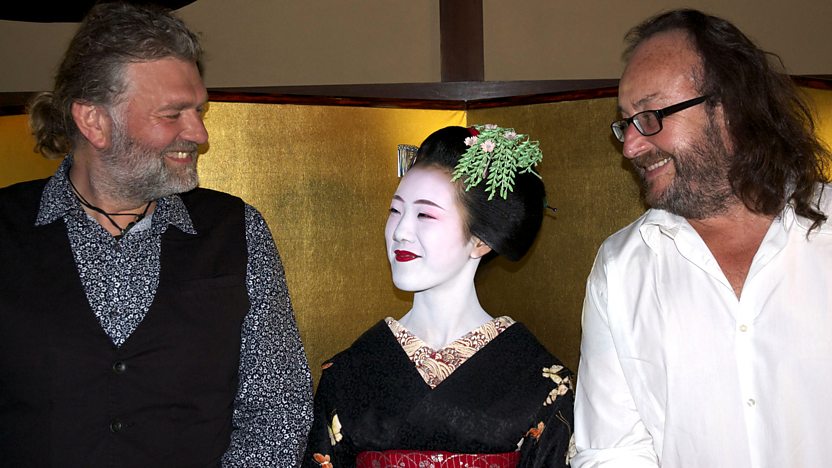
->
[[35, 155, 77, 226], [638, 208, 687, 251], [637, 201, 797, 253], [35, 155, 197, 235], [636, 184, 832, 252]]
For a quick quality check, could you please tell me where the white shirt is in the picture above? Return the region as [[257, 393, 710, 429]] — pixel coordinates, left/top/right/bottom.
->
[[572, 186, 832, 468]]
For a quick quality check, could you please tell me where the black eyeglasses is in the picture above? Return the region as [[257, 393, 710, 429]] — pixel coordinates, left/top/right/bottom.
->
[[611, 95, 709, 142]]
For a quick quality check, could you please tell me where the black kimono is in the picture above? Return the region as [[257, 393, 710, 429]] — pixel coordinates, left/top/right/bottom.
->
[[303, 318, 574, 468]]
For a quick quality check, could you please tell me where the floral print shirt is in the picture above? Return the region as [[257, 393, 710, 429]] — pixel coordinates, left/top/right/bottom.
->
[[35, 157, 313, 466]]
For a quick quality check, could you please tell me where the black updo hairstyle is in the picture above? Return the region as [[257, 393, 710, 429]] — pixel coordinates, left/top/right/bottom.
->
[[411, 126, 546, 261]]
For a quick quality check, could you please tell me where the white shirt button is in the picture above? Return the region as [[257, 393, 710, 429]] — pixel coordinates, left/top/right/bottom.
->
[[747, 398, 756, 407], [739, 324, 748, 332]]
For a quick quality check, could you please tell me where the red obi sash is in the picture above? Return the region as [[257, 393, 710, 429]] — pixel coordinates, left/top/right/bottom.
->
[[356, 450, 520, 467]]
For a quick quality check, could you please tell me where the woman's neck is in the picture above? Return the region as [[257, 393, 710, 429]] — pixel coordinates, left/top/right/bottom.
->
[[398, 280, 492, 350]]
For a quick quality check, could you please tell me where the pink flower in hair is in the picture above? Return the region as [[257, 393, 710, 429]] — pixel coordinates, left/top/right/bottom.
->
[[464, 136, 478, 146], [480, 140, 496, 152]]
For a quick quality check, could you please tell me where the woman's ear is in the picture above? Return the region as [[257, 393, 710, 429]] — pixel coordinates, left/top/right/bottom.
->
[[70, 101, 112, 150], [470, 237, 493, 259]]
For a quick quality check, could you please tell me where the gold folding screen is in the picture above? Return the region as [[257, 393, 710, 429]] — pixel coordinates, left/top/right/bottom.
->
[[1, 85, 831, 385], [194, 99, 639, 379]]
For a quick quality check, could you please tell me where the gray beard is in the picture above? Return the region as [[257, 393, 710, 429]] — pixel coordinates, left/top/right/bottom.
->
[[643, 118, 734, 219], [96, 119, 199, 204]]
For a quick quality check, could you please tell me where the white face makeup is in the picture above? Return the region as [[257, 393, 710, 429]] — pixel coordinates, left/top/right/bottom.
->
[[384, 166, 480, 293]]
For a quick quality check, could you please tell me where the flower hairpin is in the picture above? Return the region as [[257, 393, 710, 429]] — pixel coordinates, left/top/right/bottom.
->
[[452, 124, 543, 200]]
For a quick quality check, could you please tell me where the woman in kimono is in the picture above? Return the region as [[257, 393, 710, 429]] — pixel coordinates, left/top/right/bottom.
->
[[304, 125, 574, 468]]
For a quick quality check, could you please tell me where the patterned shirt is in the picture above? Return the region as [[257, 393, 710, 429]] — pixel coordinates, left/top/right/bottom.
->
[[35, 157, 313, 466]]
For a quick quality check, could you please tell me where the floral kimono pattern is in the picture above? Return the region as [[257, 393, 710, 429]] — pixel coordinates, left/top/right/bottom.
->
[[303, 318, 574, 468]]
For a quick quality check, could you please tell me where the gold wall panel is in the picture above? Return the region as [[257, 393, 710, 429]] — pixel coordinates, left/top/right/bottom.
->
[[0, 114, 61, 187], [805, 87, 832, 178]]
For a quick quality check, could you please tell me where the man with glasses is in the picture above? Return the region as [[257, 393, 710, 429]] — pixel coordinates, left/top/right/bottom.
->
[[573, 9, 832, 468]]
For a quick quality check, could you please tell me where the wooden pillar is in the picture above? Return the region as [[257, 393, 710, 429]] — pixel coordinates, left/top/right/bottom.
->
[[439, 0, 484, 82]]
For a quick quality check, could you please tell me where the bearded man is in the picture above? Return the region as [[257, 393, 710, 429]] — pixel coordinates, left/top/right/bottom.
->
[[0, 3, 312, 466], [573, 9, 832, 468]]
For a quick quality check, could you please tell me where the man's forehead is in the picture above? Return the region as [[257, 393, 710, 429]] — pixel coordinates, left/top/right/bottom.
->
[[619, 32, 700, 107], [627, 32, 698, 75], [120, 58, 206, 101]]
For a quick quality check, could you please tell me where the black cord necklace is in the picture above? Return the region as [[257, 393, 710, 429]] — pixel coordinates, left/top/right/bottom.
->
[[67, 175, 152, 239]]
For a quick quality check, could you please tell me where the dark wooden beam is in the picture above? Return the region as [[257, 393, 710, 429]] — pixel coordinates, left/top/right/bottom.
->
[[0, 81, 619, 116], [440, 0, 484, 82], [206, 80, 618, 110], [4, 76, 829, 115]]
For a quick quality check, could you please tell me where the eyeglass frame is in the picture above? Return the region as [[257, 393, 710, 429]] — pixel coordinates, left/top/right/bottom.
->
[[611, 95, 709, 143]]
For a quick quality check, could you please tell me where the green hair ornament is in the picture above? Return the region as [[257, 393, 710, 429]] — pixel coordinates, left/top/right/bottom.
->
[[451, 124, 543, 200]]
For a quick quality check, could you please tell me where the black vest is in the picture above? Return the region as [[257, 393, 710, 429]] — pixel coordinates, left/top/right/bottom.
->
[[0, 180, 250, 467]]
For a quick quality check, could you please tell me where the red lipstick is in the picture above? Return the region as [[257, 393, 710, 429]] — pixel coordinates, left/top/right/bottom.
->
[[394, 250, 419, 262]]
